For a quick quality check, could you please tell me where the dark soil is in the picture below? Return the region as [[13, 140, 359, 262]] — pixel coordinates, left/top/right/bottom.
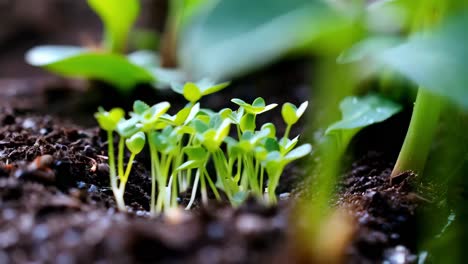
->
[[0, 107, 291, 264], [338, 152, 420, 263], [0, 93, 421, 264]]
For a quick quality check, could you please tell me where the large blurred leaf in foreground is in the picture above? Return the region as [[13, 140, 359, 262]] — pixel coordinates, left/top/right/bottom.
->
[[180, 0, 354, 80], [378, 12, 468, 110]]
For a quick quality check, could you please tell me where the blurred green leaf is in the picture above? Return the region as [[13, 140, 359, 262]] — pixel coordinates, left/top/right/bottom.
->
[[377, 12, 468, 110], [180, 0, 352, 79], [128, 50, 187, 89], [26, 46, 155, 91], [337, 36, 403, 64], [326, 94, 402, 134], [284, 144, 312, 163], [88, 0, 140, 52]]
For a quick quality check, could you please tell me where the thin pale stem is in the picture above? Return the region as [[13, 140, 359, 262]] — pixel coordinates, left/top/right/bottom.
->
[[186, 168, 201, 210]]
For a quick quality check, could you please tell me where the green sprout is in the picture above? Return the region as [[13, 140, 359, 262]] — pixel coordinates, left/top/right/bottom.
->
[[95, 83, 311, 214]]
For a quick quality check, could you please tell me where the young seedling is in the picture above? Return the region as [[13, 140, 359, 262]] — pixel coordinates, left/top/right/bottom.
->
[[94, 107, 124, 209], [282, 101, 309, 139], [95, 83, 311, 213], [113, 131, 146, 210], [171, 79, 230, 104]]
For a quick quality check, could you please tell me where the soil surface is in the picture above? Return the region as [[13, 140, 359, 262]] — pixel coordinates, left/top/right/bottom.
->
[[0, 95, 421, 264], [0, 107, 291, 264]]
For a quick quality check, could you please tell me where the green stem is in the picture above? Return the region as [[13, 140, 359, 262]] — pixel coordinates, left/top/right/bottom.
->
[[107, 130, 125, 210], [120, 154, 136, 189], [147, 136, 158, 215], [107, 131, 117, 185], [284, 125, 292, 140], [267, 171, 282, 204], [391, 89, 441, 178], [203, 167, 221, 201], [118, 137, 125, 179]]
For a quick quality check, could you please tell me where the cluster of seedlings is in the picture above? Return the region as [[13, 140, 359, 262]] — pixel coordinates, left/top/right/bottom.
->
[[95, 81, 311, 214]]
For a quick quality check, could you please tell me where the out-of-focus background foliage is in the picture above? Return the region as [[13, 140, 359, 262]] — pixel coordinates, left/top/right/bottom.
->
[[0, 0, 165, 78]]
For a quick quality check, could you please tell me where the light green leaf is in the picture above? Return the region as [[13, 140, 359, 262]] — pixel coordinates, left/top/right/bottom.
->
[[326, 94, 402, 134], [240, 113, 256, 132], [284, 144, 312, 163], [94, 107, 124, 131], [282, 103, 298, 126], [337, 36, 403, 64], [88, 0, 140, 53], [140, 102, 171, 131], [116, 116, 141, 138], [231, 97, 278, 115], [183, 82, 203, 102], [126, 131, 146, 154], [196, 78, 230, 95], [279, 136, 299, 154], [184, 146, 208, 161], [133, 100, 150, 115], [282, 101, 309, 126], [26, 46, 154, 91], [261, 123, 276, 138]]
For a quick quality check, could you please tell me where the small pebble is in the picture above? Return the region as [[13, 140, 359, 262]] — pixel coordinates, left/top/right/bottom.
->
[[76, 181, 86, 189], [32, 224, 49, 241], [207, 222, 224, 240], [87, 184, 98, 193], [279, 192, 290, 200], [236, 214, 265, 235], [22, 118, 36, 129]]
